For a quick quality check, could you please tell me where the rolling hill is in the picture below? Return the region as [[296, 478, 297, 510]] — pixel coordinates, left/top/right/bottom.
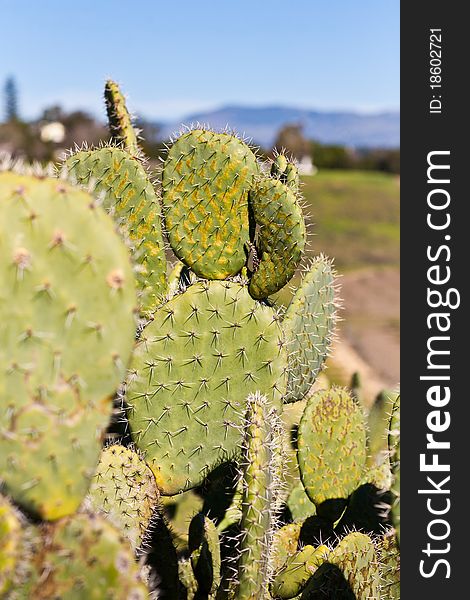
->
[[158, 105, 399, 148]]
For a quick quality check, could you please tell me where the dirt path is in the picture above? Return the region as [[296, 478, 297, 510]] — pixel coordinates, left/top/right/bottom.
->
[[328, 267, 400, 405]]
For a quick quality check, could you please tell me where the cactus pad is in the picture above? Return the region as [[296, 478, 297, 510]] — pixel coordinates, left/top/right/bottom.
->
[[26, 513, 149, 599], [248, 177, 306, 299], [297, 388, 367, 506], [127, 280, 287, 494], [271, 522, 302, 574], [271, 154, 300, 191], [104, 79, 141, 158], [64, 146, 167, 311], [161, 129, 259, 279], [86, 445, 159, 549], [379, 530, 400, 599], [188, 513, 221, 596], [271, 544, 330, 599], [326, 532, 380, 600], [388, 395, 400, 544], [0, 172, 137, 519], [283, 257, 336, 403], [287, 483, 317, 522]]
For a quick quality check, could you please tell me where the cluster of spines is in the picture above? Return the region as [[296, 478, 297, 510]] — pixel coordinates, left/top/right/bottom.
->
[[231, 393, 285, 599]]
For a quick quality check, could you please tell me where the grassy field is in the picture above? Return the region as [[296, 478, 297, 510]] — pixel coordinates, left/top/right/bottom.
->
[[300, 169, 400, 271]]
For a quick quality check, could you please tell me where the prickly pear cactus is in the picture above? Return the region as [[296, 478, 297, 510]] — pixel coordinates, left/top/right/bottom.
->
[[126, 280, 287, 494], [104, 79, 141, 158], [270, 522, 302, 574], [24, 513, 149, 599], [368, 389, 399, 464], [283, 256, 337, 403], [271, 544, 330, 599], [320, 532, 380, 600], [64, 145, 167, 311], [86, 445, 159, 549], [389, 394, 400, 544], [248, 176, 306, 299], [188, 513, 221, 597], [297, 388, 367, 510], [379, 530, 400, 600], [0, 172, 137, 520], [286, 483, 317, 522], [161, 129, 259, 279]]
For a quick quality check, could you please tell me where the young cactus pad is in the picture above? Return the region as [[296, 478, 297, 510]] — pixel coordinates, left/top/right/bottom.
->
[[248, 177, 306, 299], [161, 129, 259, 279], [0, 172, 137, 520], [388, 394, 400, 544], [283, 256, 337, 403], [64, 145, 167, 311], [126, 280, 287, 494], [104, 79, 141, 158], [297, 388, 367, 507], [24, 513, 149, 599], [86, 445, 159, 550]]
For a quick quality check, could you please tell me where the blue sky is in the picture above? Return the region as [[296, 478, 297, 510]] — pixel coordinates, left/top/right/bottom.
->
[[1, 0, 399, 121]]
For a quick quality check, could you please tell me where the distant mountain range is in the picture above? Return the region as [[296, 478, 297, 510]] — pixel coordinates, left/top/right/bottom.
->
[[157, 105, 400, 149]]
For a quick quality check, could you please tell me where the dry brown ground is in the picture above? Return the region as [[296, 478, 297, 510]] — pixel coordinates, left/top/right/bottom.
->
[[328, 267, 400, 406]]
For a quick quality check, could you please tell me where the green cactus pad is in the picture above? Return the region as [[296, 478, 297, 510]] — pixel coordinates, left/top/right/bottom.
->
[[161, 490, 204, 552], [0, 172, 137, 520], [368, 390, 399, 464], [161, 129, 259, 279], [64, 146, 167, 311], [297, 388, 367, 506], [287, 483, 317, 522], [271, 544, 330, 599], [283, 256, 336, 403], [237, 392, 284, 599], [25, 513, 149, 599], [248, 177, 306, 299], [127, 280, 287, 495], [104, 79, 141, 158], [326, 532, 380, 600], [188, 513, 221, 596], [388, 395, 400, 544], [379, 530, 400, 600], [271, 155, 300, 191], [271, 522, 302, 574], [86, 445, 159, 549]]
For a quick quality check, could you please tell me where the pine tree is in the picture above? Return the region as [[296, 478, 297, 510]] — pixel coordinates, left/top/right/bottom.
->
[[4, 76, 19, 122]]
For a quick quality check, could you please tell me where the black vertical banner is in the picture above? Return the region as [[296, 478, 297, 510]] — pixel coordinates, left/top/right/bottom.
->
[[401, 3, 466, 598]]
